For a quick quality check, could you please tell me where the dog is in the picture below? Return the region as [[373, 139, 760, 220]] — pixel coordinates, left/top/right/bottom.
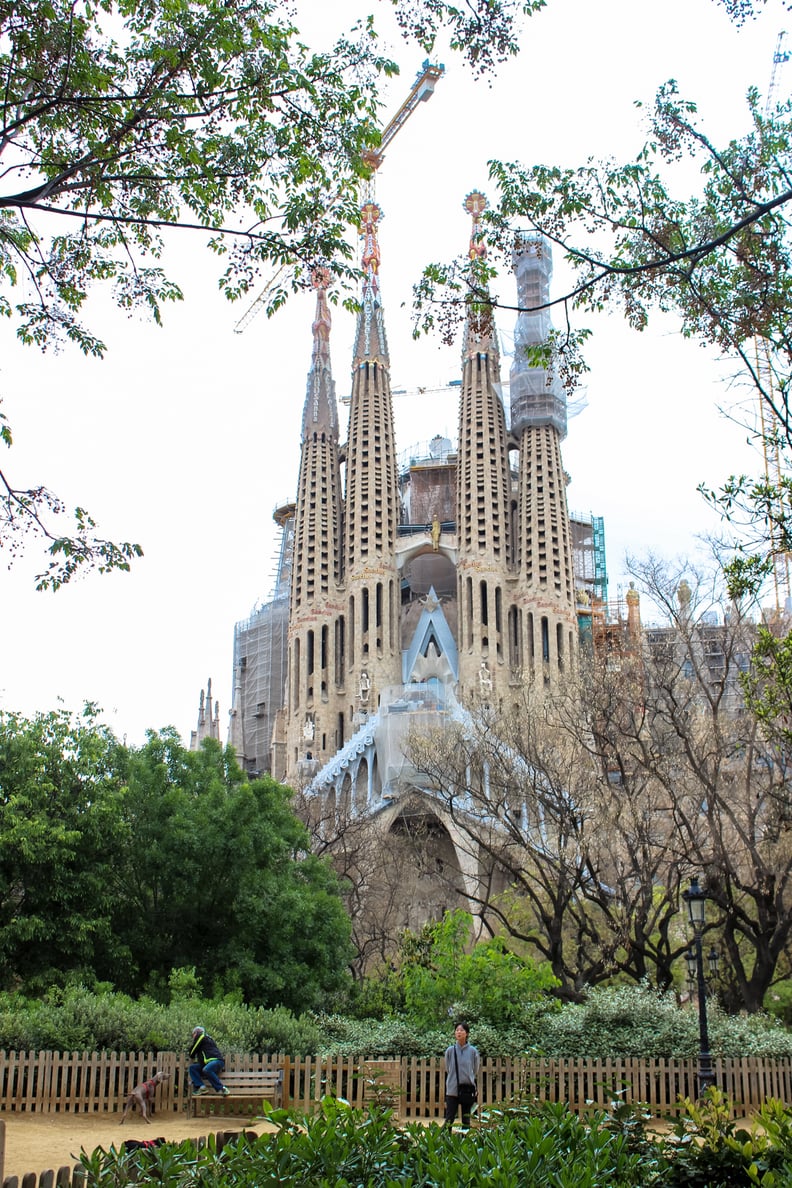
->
[[123, 1137, 166, 1153], [121, 1070, 170, 1124]]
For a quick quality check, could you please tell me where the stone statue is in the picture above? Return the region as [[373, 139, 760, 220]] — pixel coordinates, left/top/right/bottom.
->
[[431, 513, 441, 551], [359, 670, 371, 703]]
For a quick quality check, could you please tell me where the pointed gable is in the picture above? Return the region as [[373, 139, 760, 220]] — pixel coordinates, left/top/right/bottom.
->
[[402, 588, 459, 683]]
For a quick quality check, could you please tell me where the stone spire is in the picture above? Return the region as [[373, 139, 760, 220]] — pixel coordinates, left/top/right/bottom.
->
[[302, 268, 338, 440], [343, 199, 401, 709], [461, 190, 498, 360], [353, 202, 390, 367], [286, 271, 346, 772], [455, 192, 512, 700], [189, 678, 219, 749], [511, 236, 577, 681], [292, 269, 344, 611]]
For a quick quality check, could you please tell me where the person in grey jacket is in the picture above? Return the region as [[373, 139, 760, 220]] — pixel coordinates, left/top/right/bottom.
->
[[443, 1021, 479, 1128]]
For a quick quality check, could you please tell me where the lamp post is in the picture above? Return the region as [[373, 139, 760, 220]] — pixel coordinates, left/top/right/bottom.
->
[[682, 876, 716, 1095]]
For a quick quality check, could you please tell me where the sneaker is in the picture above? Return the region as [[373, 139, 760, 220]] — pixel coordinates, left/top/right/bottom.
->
[[220, 1086, 231, 1097], [193, 1086, 208, 1095]]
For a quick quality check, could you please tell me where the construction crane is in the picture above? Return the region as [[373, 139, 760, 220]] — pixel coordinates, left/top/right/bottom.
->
[[766, 30, 789, 113], [231, 262, 293, 335], [753, 30, 791, 616], [233, 60, 444, 335], [340, 378, 459, 407], [361, 59, 444, 181]]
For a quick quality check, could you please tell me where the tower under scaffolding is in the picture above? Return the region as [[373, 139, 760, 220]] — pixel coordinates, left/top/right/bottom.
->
[[569, 512, 642, 662], [753, 337, 791, 621], [755, 33, 792, 622], [590, 584, 642, 666], [571, 511, 608, 652], [228, 501, 294, 775]]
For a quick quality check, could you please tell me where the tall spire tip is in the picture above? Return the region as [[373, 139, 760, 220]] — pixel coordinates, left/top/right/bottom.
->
[[464, 191, 488, 261]]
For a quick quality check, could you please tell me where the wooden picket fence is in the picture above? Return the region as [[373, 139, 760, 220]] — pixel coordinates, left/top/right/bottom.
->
[[1, 1052, 792, 1188], [0, 1049, 790, 1120]]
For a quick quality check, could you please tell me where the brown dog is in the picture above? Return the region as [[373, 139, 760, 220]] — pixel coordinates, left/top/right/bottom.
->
[[121, 1070, 170, 1124]]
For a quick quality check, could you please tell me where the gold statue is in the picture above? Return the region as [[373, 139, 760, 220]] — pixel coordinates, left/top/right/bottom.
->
[[431, 513, 441, 551]]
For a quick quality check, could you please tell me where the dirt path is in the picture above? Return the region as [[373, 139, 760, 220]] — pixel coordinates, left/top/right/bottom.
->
[[0, 1111, 277, 1182]]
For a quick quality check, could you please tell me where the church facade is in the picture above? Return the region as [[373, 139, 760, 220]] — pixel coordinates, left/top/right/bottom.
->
[[228, 195, 606, 941]]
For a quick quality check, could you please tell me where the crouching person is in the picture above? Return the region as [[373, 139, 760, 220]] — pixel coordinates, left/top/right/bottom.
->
[[188, 1026, 230, 1096]]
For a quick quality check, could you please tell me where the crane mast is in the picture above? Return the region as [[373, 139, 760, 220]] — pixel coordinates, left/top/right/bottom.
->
[[363, 60, 445, 175], [755, 31, 791, 616], [233, 60, 444, 334]]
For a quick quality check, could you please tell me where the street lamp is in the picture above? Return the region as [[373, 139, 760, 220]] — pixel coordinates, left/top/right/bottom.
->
[[682, 876, 716, 1095], [685, 947, 697, 993]]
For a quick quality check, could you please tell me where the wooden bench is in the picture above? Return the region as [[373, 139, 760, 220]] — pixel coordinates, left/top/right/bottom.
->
[[191, 1069, 285, 1117]]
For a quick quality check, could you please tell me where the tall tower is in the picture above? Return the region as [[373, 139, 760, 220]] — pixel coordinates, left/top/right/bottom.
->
[[455, 193, 513, 704], [510, 236, 577, 682], [229, 502, 293, 778], [189, 678, 220, 749], [285, 270, 346, 773], [342, 201, 402, 714]]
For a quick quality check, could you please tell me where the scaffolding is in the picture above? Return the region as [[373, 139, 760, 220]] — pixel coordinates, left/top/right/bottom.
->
[[753, 337, 791, 616], [570, 511, 608, 604], [509, 236, 567, 438], [229, 501, 294, 774]]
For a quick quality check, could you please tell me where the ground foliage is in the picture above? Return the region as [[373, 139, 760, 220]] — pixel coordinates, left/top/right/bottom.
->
[[316, 984, 792, 1060], [72, 1093, 792, 1188], [0, 983, 324, 1054]]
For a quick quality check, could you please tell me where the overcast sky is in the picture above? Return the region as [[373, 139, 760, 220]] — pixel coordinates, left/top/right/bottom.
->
[[1, 0, 786, 746]]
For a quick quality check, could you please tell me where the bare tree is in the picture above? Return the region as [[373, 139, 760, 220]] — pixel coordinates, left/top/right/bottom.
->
[[407, 559, 792, 1011]]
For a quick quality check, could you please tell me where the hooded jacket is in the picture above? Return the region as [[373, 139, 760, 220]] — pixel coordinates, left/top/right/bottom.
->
[[189, 1030, 223, 1067]]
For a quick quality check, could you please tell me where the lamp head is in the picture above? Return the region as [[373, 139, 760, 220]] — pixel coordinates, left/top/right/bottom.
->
[[685, 947, 697, 981], [683, 876, 707, 930]]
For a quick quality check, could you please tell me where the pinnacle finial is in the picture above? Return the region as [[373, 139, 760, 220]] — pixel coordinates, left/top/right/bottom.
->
[[311, 267, 332, 362], [464, 191, 488, 260], [311, 266, 331, 291], [360, 201, 382, 294]]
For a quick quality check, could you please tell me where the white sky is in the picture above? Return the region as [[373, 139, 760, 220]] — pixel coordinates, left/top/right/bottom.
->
[[0, 0, 786, 746]]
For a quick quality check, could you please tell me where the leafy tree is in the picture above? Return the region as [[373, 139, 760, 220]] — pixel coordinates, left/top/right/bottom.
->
[[741, 621, 792, 747], [0, 0, 534, 587], [0, 711, 354, 1008], [417, 81, 792, 427], [413, 8, 792, 607], [107, 730, 354, 1010], [0, 705, 127, 989], [398, 909, 557, 1027]]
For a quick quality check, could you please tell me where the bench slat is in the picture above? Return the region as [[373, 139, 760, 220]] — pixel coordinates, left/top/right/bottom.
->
[[216, 1073, 282, 1084], [191, 1068, 284, 1117]]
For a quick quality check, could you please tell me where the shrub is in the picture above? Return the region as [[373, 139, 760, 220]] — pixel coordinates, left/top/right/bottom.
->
[[0, 980, 788, 1061], [537, 983, 792, 1059], [0, 986, 321, 1055]]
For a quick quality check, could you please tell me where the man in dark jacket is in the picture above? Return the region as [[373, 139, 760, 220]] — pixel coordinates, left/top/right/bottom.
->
[[188, 1026, 230, 1095]]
